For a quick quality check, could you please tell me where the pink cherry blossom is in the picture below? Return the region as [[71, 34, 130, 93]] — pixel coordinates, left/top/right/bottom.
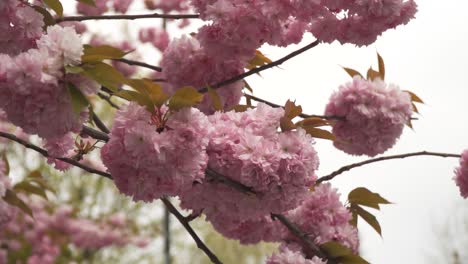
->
[[325, 76, 412, 156], [454, 149, 468, 198]]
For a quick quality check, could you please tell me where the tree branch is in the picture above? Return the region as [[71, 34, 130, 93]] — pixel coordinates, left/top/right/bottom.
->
[[91, 113, 110, 134], [113, 58, 162, 72], [56, 13, 200, 23], [0, 131, 112, 179], [81, 125, 110, 142], [161, 197, 223, 264], [199, 40, 320, 93], [244, 94, 343, 120], [97, 91, 120, 109], [205, 168, 255, 195], [317, 151, 461, 184]]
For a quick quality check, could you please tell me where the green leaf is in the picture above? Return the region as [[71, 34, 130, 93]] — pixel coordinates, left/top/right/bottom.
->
[[65, 65, 84, 74], [67, 83, 89, 116], [302, 127, 336, 141], [76, 0, 96, 7], [43, 0, 64, 17], [208, 86, 223, 111], [82, 45, 128, 63], [32, 6, 56, 27], [342, 67, 363, 79], [377, 52, 385, 80], [338, 254, 370, 264], [168, 86, 204, 111], [352, 204, 382, 236], [13, 181, 48, 200], [348, 187, 391, 209], [82, 62, 128, 92], [127, 79, 169, 107], [3, 190, 33, 218], [1, 153, 9, 176], [115, 90, 153, 111], [320, 241, 353, 258]]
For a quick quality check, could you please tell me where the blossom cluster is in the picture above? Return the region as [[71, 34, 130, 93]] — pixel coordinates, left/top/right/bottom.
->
[[0, 198, 148, 264], [454, 149, 468, 198], [77, 0, 135, 15], [266, 246, 325, 264], [0, 25, 98, 141], [101, 103, 211, 201], [325, 76, 413, 156], [0, 0, 44, 56]]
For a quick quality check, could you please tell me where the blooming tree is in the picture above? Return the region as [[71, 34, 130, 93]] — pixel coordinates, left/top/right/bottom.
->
[[0, 0, 466, 263]]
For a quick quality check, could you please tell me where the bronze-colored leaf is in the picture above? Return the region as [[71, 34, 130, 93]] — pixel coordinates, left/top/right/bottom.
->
[[302, 127, 336, 141], [14, 181, 48, 200], [353, 204, 382, 236], [127, 79, 169, 107], [342, 67, 364, 79], [320, 241, 353, 258], [244, 81, 254, 94], [77, 0, 96, 6], [280, 117, 296, 132], [348, 187, 391, 209], [246, 50, 273, 70], [284, 100, 302, 120], [366, 67, 381, 81], [377, 52, 385, 80], [231, 104, 251, 112], [1, 154, 9, 176], [32, 6, 56, 27], [296, 117, 330, 128], [404, 90, 424, 104], [338, 254, 371, 264]]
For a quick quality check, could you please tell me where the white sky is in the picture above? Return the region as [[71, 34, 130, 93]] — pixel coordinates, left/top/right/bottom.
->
[[63, 1, 468, 263]]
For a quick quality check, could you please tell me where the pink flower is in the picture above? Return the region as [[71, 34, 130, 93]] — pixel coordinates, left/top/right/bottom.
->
[[101, 103, 210, 201], [266, 247, 326, 264], [325, 76, 412, 156], [454, 149, 468, 198]]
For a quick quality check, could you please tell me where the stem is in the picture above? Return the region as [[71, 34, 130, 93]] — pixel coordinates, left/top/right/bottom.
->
[[199, 40, 320, 93], [91, 114, 110, 134], [81, 125, 110, 142], [97, 92, 120, 109], [164, 205, 171, 264], [113, 58, 162, 72], [244, 94, 343, 120], [161, 197, 223, 264], [317, 151, 461, 184], [56, 13, 200, 23], [0, 131, 112, 179]]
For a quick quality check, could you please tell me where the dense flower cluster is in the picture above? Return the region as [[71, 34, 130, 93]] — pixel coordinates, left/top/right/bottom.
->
[[161, 36, 244, 113], [101, 103, 210, 201], [325, 76, 412, 156], [0, 0, 44, 55], [180, 104, 319, 242], [266, 247, 325, 264], [77, 0, 135, 15], [0, 25, 98, 140], [285, 183, 359, 253], [0, 198, 148, 264], [454, 149, 468, 198], [139, 27, 170, 52]]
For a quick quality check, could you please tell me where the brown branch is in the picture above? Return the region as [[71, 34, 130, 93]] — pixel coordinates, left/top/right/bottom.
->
[[0, 131, 112, 179], [244, 94, 344, 120], [113, 58, 162, 72], [271, 214, 333, 263], [161, 197, 223, 264], [91, 113, 110, 134], [56, 13, 200, 23], [81, 125, 110, 142], [205, 168, 255, 195], [199, 40, 320, 93], [317, 151, 461, 184], [97, 92, 120, 109]]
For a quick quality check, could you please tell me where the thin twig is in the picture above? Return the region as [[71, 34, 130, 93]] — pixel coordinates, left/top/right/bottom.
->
[[164, 206, 171, 264], [91, 114, 110, 134], [97, 92, 120, 109], [113, 58, 162, 72], [161, 197, 223, 264], [271, 214, 334, 263], [244, 94, 343, 120], [81, 126, 110, 142], [317, 151, 461, 184], [199, 40, 320, 93], [0, 131, 112, 179], [205, 168, 255, 195], [56, 13, 200, 23]]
